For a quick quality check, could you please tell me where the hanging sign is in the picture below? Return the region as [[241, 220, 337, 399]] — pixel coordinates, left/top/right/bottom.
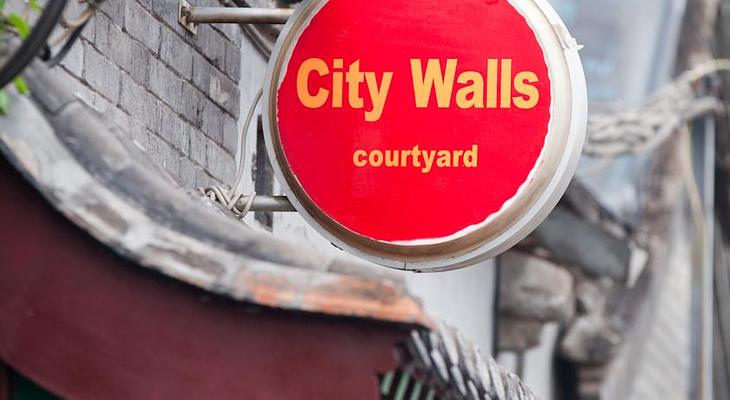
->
[[263, 0, 587, 271]]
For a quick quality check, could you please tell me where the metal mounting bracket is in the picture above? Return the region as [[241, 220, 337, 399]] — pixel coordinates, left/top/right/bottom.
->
[[178, 0, 197, 34], [179, 0, 294, 32]]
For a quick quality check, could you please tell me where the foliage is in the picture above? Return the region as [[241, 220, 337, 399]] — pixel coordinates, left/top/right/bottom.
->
[[0, 0, 36, 114]]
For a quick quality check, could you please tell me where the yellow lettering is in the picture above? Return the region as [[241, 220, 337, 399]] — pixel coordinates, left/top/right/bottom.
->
[[369, 150, 384, 167], [297, 58, 329, 108], [400, 150, 412, 166], [352, 146, 479, 172], [513, 71, 539, 109], [456, 71, 485, 109], [385, 150, 398, 167], [365, 71, 394, 122], [464, 145, 478, 167], [500, 59, 512, 109], [453, 150, 464, 167], [422, 150, 437, 173], [436, 150, 452, 167], [346, 60, 365, 109], [487, 59, 499, 108], [332, 58, 343, 108], [411, 59, 457, 108], [353, 150, 367, 167], [411, 145, 422, 168]]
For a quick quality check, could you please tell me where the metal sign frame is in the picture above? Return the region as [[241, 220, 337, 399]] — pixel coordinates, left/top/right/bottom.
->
[[263, 0, 587, 272]]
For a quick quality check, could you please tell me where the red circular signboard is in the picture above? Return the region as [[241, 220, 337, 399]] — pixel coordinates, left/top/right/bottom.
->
[[265, 0, 586, 271]]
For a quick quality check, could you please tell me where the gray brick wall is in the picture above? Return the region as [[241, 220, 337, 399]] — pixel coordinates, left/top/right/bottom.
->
[[53, 0, 243, 189]]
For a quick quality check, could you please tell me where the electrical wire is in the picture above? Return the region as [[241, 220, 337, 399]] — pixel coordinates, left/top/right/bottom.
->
[[232, 88, 263, 196], [44, 1, 104, 67], [201, 88, 263, 221], [586, 59, 730, 158], [0, 0, 68, 89]]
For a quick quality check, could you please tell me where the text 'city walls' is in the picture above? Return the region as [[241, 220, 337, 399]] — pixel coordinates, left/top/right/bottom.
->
[[296, 58, 541, 122]]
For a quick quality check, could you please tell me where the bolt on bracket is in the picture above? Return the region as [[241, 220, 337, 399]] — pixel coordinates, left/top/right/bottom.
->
[[178, 0, 197, 34]]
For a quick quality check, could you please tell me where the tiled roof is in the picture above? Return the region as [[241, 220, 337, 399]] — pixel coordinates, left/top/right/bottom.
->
[[0, 60, 431, 327]]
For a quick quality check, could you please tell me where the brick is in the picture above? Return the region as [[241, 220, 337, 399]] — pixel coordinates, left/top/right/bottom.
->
[[83, 43, 120, 103], [55, 68, 94, 106], [92, 13, 115, 55], [206, 141, 236, 183], [106, 106, 132, 134], [181, 83, 203, 126], [213, 23, 242, 44], [191, 52, 211, 94], [148, 58, 183, 113], [178, 157, 198, 188], [149, 133, 183, 178], [125, 1, 161, 53], [194, 167, 218, 189], [149, 0, 192, 39], [189, 126, 208, 167], [148, 0, 174, 22], [107, 25, 150, 85], [222, 115, 239, 156], [145, 99, 165, 135], [66, 0, 85, 14], [120, 74, 162, 133], [224, 41, 242, 82], [159, 28, 194, 80], [187, 24, 210, 57], [209, 68, 240, 117], [127, 118, 150, 151], [200, 99, 224, 145], [135, 0, 154, 13], [200, 26, 226, 70], [81, 13, 96, 41], [91, 93, 115, 114], [159, 111, 190, 155], [99, 0, 126, 26], [61, 39, 84, 78]]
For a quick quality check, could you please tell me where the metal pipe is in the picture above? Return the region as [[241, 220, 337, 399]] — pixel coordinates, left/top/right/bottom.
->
[[236, 195, 296, 212], [186, 7, 294, 24], [700, 116, 715, 400]]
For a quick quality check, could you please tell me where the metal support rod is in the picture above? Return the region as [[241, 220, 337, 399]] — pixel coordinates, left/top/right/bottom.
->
[[700, 116, 716, 400], [185, 7, 294, 25], [236, 195, 296, 213]]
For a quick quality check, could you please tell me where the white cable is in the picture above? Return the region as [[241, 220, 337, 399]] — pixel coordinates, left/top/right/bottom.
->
[[232, 88, 263, 196], [201, 88, 263, 221], [586, 59, 730, 158]]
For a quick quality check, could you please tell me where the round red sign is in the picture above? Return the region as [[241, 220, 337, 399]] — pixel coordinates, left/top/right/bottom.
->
[[264, 0, 586, 271]]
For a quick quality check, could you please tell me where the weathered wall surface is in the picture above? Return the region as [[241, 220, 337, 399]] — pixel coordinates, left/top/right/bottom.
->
[[53, 0, 243, 189]]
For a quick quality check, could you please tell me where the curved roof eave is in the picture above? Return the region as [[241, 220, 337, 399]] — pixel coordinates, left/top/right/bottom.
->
[[0, 61, 431, 328]]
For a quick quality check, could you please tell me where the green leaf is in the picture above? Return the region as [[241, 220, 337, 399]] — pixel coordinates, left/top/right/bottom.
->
[[13, 76, 27, 95], [0, 0, 6, 12], [28, 0, 40, 14], [0, 90, 10, 115], [8, 13, 29, 39]]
